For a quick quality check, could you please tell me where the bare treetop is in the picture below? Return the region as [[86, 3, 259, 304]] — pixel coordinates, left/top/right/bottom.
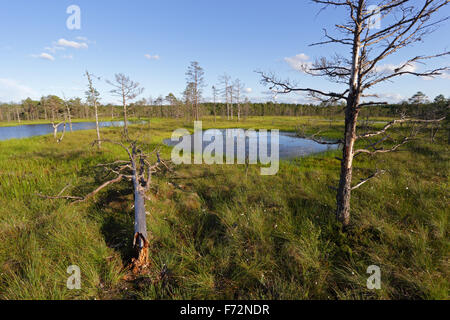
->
[[259, 0, 449, 227], [106, 73, 144, 138], [260, 0, 449, 104], [107, 73, 144, 101]]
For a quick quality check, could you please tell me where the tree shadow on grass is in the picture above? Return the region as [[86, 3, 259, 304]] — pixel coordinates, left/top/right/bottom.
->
[[286, 195, 334, 228], [406, 143, 447, 161], [86, 181, 136, 264], [16, 149, 87, 162]]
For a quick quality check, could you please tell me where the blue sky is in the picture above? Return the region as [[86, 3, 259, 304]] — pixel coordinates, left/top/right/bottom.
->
[[0, 0, 449, 104]]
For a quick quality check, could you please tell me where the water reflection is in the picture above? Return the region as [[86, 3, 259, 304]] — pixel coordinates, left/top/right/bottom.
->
[[164, 129, 340, 160], [0, 121, 146, 141]]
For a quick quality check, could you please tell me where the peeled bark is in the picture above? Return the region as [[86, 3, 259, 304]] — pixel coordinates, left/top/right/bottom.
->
[[130, 148, 151, 273], [132, 176, 149, 271], [334, 4, 363, 227]]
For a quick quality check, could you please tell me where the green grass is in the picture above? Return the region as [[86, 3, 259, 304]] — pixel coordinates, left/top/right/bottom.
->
[[0, 116, 448, 300]]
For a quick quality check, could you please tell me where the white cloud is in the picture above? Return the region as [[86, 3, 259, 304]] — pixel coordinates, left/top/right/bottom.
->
[[0, 79, 37, 102], [144, 54, 160, 60], [45, 46, 65, 53], [75, 36, 88, 41], [62, 55, 74, 60], [371, 92, 404, 103], [439, 70, 450, 79], [57, 38, 88, 49], [244, 88, 253, 93], [375, 62, 417, 74], [373, 63, 450, 81], [284, 53, 313, 72], [250, 92, 310, 104], [32, 53, 55, 61], [422, 70, 450, 81]]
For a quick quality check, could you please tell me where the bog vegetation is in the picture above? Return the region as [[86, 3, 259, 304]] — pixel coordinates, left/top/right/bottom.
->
[[0, 117, 448, 299], [0, 0, 449, 300]]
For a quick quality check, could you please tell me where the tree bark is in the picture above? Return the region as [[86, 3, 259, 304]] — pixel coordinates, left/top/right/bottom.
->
[[336, 100, 359, 226], [336, 3, 362, 227], [133, 179, 148, 263], [131, 152, 149, 271]]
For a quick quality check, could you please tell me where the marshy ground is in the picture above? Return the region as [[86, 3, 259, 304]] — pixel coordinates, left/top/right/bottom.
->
[[0, 116, 448, 299]]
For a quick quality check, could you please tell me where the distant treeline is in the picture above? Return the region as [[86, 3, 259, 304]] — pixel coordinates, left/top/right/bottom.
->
[[0, 93, 448, 123]]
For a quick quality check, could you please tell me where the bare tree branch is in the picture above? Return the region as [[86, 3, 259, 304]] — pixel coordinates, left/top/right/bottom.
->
[[257, 71, 349, 102], [352, 169, 386, 190], [357, 116, 446, 139], [354, 136, 411, 156]]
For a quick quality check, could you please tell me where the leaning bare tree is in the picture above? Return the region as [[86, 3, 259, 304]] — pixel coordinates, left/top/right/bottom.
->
[[259, 0, 449, 227], [107, 74, 144, 138]]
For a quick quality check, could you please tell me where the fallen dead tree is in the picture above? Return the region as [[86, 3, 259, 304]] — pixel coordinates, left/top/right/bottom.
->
[[37, 139, 171, 273]]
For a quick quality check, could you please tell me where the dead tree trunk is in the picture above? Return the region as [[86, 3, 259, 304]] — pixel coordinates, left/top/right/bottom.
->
[[130, 146, 149, 269], [336, 4, 362, 227], [132, 171, 149, 268], [38, 140, 168, 274], [336, 103, 359, 226], [52, 119, 66, 143], [243, 1, 450, 227]]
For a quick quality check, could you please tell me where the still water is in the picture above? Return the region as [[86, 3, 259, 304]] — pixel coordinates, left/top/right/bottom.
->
[[1, 124, 340, 160], [0, 121, 142, 141], [164, 129, 340, 160]]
